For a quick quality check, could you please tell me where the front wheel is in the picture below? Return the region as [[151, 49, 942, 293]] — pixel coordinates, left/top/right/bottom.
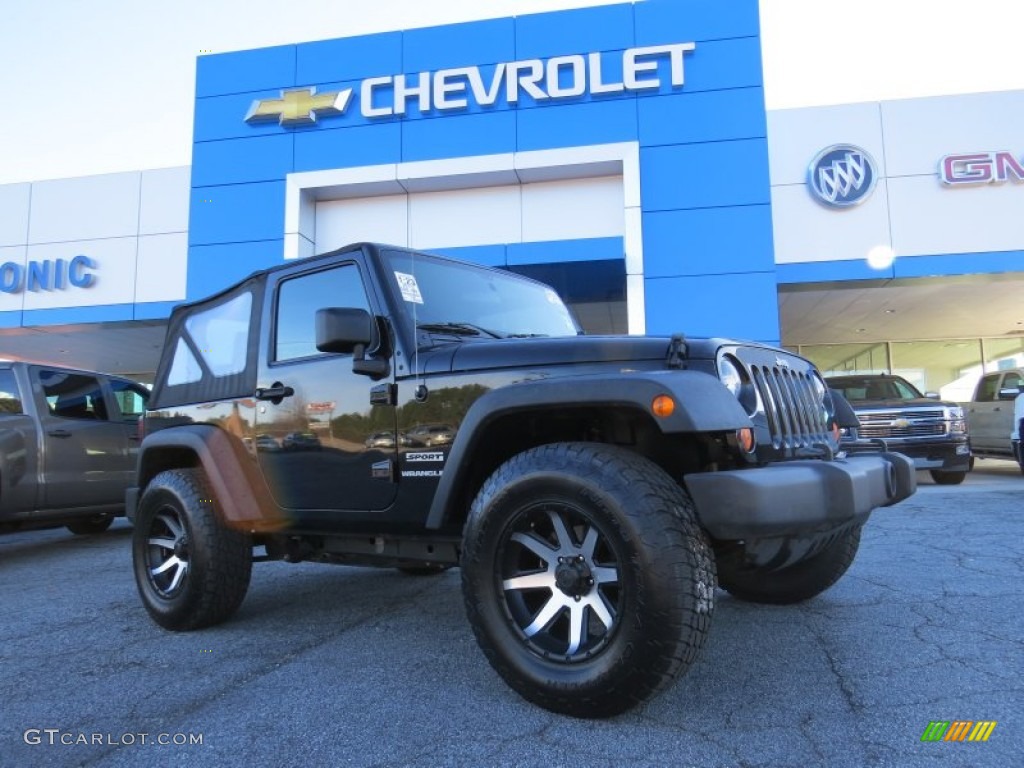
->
[[461, 443, 716, 718], [930, 470, 966, 485], [132, 469, 252, 631], [717, 525, 862, 605]]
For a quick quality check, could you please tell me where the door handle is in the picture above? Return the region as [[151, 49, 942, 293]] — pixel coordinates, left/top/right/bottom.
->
[[48, 429, 72, 438], [254, 383, 295, 402]]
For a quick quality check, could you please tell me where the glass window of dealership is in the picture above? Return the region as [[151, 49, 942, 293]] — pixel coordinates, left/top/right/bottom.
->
[[0, 0, 1020, 395]]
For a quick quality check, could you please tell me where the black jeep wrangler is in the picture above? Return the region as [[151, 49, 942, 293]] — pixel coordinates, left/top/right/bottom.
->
[[128, 243, 915, 718]]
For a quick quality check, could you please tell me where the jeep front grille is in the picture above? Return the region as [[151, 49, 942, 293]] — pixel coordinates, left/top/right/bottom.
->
[[749, 364, 831, 451]]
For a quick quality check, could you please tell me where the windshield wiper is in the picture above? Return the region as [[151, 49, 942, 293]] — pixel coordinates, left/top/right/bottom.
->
[[416, 322, 505, 339]]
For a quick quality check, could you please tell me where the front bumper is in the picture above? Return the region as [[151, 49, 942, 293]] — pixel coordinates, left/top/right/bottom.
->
[[684, 452, 916, 540]]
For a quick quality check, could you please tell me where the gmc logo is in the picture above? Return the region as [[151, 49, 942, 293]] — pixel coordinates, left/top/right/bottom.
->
[[940, 151, 1024, 185]]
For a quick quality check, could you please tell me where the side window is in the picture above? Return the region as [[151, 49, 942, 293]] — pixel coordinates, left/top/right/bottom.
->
[[1003, 372, 1023, 392], [37, 369, 109, 421], [109, 379, 150, 421], [168, 291, 253, 386], [274, 263, 370, 362], [976, 374, 1001, 402], [0, 370, 23, 414]]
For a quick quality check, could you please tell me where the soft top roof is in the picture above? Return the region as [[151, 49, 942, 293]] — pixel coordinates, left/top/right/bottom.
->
[[147, 242, 395, 410]]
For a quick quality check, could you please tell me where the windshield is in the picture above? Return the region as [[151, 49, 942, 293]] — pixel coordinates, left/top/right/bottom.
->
[[827, 376, 923, 401], [383, 250, 580, 342]]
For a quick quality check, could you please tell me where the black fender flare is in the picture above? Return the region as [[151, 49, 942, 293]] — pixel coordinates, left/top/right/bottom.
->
[[425, 371, 750, 529], [135, 425, 286, 531]]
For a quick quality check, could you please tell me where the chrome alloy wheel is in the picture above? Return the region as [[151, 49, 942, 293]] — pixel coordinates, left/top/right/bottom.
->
[[144, 508, 190, 598], [499, 504, 623, 661]]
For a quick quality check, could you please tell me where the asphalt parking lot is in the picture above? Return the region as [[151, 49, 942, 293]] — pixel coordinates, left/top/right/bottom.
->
[[1, 461, 1021, 768]]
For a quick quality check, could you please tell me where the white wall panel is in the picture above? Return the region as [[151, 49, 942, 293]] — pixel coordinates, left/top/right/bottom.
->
[[135, 233, 188, 303], [882, 90, 1024, 177], [768, 103, 885, 187], [521, 176, 623, 242], [409, 186, 522, 249], [888, 175, 1024, 257], [23, 238, 137, 310], [315, 176, 626, 254], [315, 195, 409, 253], [771, 183, 891, 264], [0, 245, 27, 313], [139, 167, 190, 235], [0, 184, 30, 246], [28, 172, 140, 244]]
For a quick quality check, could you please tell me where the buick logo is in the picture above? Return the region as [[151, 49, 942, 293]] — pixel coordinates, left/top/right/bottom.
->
[[808, 144, 878, 208]]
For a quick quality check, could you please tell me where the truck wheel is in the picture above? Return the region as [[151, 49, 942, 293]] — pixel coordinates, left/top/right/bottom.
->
[[461, 443, 716, 718], [132, 469, 252, 631], [717, 524, 862, 605], [66, 514, 114, 535], [929, 470, 966, 485]]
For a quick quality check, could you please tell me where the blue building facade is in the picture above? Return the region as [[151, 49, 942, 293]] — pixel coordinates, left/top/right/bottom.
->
[[187, 0, 779, 343]]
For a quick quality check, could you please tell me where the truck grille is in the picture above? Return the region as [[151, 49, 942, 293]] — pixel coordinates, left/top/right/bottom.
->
[[856, 409, 947, 439], [749, 363, 831, 451]]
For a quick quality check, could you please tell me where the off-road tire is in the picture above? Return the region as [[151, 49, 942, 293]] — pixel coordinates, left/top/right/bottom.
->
[[66, 513, 115, 535], [929, 470, 966, 485], [717, 524, 862, 605], [132, 469, 252, 631], [461, 442, 716, 719]]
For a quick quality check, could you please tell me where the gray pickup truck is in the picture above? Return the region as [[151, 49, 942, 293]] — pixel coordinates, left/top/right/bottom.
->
[[965, 368, 1023, 472], [0, 361, 149, 535]]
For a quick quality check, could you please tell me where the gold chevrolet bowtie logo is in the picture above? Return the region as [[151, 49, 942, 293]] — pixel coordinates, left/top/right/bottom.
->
[[245, 87, 352, 126]]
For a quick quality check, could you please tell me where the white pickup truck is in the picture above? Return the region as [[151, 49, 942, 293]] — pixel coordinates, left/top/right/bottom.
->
[[964, 368, 1024, 472]]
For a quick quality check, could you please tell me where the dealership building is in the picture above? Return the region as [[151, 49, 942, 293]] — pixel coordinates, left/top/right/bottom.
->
[[0, 0, 1021, 400]]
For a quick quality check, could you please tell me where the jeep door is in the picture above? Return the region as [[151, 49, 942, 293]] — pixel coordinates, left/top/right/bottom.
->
[[32, 367, 130, 510], [254, 258, 398, 519]]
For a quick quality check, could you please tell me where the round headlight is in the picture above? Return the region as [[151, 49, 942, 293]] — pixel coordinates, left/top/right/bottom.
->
[[812, 372, 826, 400], [717, 356, 743, 397], [813, 371, 836, 425]]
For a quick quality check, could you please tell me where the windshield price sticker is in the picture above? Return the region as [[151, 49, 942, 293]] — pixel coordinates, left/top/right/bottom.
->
[[394, 272, 424, 304]]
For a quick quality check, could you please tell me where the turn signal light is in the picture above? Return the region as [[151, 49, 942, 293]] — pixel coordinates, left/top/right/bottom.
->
[[651, 395, 675, 418], [736, 427, 755, 453]]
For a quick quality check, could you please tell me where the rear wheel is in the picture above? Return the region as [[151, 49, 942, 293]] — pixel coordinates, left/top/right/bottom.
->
[[930, 469, 966, 485], [717, 524, 862, 605], [66, 514, 114, 535], [461, 443, 716, 718], [132, 469, 252, 631]]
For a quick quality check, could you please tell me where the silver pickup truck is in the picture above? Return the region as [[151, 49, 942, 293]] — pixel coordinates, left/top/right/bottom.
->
[[965, 368, 1023, 472], [0, 361, 149, 535]]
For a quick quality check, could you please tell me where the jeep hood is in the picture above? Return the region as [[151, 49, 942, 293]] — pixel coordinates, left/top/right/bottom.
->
[[419, 336, 758, 374]]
